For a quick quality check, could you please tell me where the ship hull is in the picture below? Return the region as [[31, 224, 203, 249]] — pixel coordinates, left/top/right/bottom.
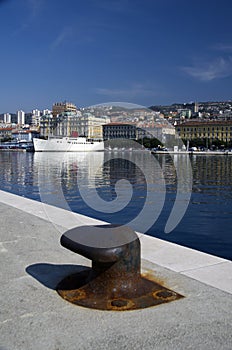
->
[[33, 137, 104, 152]]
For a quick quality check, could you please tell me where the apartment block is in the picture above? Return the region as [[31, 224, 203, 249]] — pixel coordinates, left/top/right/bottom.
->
[[17, 110, 25, 125]]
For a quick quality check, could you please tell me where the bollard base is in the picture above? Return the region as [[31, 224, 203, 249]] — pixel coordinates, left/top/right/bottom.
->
[[56, 268, 183, 311]]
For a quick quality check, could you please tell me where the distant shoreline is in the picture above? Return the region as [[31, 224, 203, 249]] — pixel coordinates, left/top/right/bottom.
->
[[151, 150, 232, 155], [0, 148, 26, 152], [1, 148, 232, 155]]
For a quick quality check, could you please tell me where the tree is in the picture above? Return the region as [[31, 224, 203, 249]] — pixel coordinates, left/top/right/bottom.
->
[[0, 136, 12, 143], [137, 137, 163, 149]]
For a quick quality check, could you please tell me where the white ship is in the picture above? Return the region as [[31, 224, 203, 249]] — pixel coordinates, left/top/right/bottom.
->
[[33, 136, 104, 152]]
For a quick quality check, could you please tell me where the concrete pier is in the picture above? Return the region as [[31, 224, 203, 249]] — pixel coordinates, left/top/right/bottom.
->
[[0, 190, 231, 349]]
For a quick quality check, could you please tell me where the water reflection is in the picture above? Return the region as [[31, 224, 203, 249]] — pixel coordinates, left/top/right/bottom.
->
[[191, 155, 232, 199], [0, 152, 37, 199], [33, 151, 167, 233], [33, 152, 105, 210]]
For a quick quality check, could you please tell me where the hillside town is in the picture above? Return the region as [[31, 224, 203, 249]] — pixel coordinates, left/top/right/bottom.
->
[[1, 100, 232, 150]]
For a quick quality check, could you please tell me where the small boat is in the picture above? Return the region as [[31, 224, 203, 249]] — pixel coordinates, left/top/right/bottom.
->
[[33, 136, 104, 152]]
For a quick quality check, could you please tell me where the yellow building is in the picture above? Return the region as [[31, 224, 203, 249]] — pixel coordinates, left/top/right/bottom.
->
[[78, 113, 110, 139], [175, 120, 232, 144]]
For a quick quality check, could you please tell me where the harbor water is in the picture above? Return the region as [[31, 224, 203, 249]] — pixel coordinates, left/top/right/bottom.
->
[[0, 151, 231, 260]]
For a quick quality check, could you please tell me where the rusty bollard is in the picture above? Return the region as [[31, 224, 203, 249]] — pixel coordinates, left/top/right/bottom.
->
[[57, 225, 183, 310]]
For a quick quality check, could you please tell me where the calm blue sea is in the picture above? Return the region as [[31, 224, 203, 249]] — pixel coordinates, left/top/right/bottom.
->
[[0, 151, 231, 260]]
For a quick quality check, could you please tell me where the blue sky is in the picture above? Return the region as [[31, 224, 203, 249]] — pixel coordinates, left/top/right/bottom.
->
[[1, 0, 232, 112]]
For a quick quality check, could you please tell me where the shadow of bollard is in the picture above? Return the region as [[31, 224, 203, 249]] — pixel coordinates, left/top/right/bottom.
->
[[26, 263, 88, 290]]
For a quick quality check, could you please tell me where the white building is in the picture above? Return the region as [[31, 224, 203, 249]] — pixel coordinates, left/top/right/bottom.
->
[[17, 110, 25, 125], [4, 113, 11, 124], [32, 109, 41, 117], [32, 109, 41, 126], [42, 109, 51, 116]]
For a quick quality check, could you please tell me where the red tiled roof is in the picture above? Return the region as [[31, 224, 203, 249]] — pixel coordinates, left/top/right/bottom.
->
[[104, 122, 136, 126]]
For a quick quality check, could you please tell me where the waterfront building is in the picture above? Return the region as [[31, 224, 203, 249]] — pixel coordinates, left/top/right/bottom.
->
[[78, 113, 110, 139], [17, 110, 25, 125], [103, 123, 145, 140], [55, 112, 82, 137], [12, 129, 40, 142], [40, 111, 81, 138], [40, 111, 109, 139], [0, 126, 13, 140], [142, 124, 176, 144], [39, 113, 54, 137], [175, 120, 232, 145], [52, 101, 77, 117]]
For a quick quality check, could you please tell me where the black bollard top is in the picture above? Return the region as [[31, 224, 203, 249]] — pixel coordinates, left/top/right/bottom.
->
[[60, 224, 139, 263]]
